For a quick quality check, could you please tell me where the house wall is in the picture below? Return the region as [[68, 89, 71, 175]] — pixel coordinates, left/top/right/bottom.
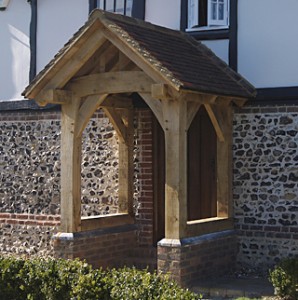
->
[[233, 105, 298, 269], [202, 40, 229, 64], [0, 0, 30, 101], [145, 0, 181, 30], [36, 0, 88, 73], [238, 0, 298, 88]]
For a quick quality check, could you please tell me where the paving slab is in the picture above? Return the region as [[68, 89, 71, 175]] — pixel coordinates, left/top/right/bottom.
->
[[190, 276, 275, 299]]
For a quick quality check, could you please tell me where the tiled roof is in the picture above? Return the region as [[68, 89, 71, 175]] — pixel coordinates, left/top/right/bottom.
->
[[99, 11, 256, 98], [23, 9, 256, 99]]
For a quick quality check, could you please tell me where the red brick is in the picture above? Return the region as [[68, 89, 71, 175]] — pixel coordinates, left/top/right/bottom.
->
[[24, 220, 37, 226], [0, 213, 10, 218], [6, 219, 17, 225]]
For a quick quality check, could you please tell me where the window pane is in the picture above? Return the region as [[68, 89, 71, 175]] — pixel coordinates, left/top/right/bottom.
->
[[105, 0, 114, 12], [116, 0, 124, 14], [211, 2, 217, 20], [95, 0, 133, 16], [188, 0, 198, 28], [97, 0, 104, 9], [218, 2, 224, 20], [126, 0, 133, 16]]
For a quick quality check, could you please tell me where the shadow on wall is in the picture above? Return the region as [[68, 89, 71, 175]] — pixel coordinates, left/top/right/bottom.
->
[[0, 2, 30, 101]]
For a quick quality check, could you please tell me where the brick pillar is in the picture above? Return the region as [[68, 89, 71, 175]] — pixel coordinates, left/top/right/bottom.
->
[[157, 230, 238, 286]]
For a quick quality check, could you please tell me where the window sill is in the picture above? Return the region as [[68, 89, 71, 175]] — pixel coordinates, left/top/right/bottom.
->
[[186, 217, 233, 237], [186, 25, 229, 32], [186, 27, 230, 40], [81, 213, 134, 231]]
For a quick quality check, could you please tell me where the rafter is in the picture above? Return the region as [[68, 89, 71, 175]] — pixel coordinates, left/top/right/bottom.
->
[[91, 43, 119, 73], [102, 29, 174, 90], [74, 39, 111, 77], [109, 52, 132, 72]]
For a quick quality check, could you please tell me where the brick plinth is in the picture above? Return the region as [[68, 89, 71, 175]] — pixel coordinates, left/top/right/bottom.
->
[[52, 224, 137, 269], [157, 230, 238, 286]]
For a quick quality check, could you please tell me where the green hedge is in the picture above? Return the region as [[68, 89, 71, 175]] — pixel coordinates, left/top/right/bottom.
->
[[269, 257, 298, 300], [0, 256, 200, 300]]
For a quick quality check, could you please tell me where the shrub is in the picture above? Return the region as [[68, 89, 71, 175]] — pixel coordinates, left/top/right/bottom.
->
[[0, 256, 200, 300], [0, 256, 27, 299], [103, 267, 199, 300], [269, 257, 298, 300]]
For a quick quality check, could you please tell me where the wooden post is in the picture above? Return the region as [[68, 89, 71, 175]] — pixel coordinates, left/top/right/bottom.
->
[[103, 105, 134, 215], [162, 98, 187, 239], [216, 103, 233, 218], [118, 108, 134, 215], [60, 97, 82, 232]]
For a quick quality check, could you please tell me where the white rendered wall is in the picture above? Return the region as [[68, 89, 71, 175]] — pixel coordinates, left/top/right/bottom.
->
[[0, 0, 30, 101], [202, 40, 229, 64], [36, 0, 88, 73], [238, 0, 298, 88], [145, 0, 181, 30]]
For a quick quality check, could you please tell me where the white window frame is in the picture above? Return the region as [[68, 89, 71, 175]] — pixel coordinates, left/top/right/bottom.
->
[[0, 0, 10, 10], [208, 0, 228, 26], [96, 0, 133, 16], [187, 0, 229, 31]]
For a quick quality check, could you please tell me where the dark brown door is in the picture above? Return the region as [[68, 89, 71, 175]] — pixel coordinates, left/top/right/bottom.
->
[[153, 117, 165, 244], [187, 106, 217, 220]]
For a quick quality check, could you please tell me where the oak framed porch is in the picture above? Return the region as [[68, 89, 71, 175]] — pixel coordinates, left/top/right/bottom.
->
[[23, 9, 255, 285]]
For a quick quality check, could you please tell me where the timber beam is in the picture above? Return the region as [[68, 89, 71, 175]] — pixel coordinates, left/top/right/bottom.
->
[[66, 71, 153, 97], [60, 97, 82, 232], [162, 98, 188, 239], [101, 95, 134, 109], [35, 89, 72, 106]]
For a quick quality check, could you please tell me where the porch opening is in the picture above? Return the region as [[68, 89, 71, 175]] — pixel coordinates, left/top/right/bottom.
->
[[187, 105, 217, 221]]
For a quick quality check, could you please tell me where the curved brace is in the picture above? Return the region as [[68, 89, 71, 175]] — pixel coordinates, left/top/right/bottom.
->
[[76, 94, 108, 138]]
